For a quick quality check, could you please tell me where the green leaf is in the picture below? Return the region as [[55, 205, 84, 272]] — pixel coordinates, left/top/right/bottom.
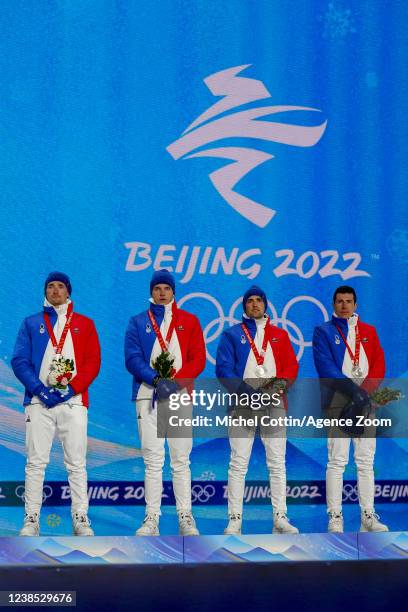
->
[[152, 351, 175, 378]]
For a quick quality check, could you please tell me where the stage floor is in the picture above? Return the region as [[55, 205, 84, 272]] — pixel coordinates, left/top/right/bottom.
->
[[0, 503, 406, 537], [0, 531, 407, 566]]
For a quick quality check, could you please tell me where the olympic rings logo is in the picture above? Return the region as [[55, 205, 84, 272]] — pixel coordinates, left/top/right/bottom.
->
[[342, 483, 359, 502], [178, 293, 329, 364], [46, 513, 61, 528], [15, 485, 53, 503], [191, 484, 216, 503]]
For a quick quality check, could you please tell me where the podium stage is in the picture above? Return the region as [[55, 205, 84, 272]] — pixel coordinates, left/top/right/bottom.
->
[[0, 533, 407, 611]]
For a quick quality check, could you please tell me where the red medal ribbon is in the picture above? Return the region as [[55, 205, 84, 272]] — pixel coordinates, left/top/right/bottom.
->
[[148, 307, 176, 353], [334, 322, 361, 367], [43, 302, 74, 354], [241, 317, 270, 365]]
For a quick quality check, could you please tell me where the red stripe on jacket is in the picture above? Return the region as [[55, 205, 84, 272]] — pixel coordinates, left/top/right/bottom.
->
[[68, 313, 101, 407]]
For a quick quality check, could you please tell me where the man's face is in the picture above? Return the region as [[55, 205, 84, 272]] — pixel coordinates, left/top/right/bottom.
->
[[152, 284, 174, 305], [46, 281, 69, 306], [333, 293, 356, 319], [245, 295, 266, 320]]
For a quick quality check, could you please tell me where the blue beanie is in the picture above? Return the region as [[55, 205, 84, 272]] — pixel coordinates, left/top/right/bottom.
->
[[150, 269, 175, 295], [44, 271, 72, 295], [242, 285, 267, 311]]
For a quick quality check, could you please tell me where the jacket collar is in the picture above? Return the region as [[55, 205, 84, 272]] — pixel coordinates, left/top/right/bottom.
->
[[43, 299, 72, 316], [241, 313, 267, 331], [149, 298, 177, 318], [331, 313, 359, 329]]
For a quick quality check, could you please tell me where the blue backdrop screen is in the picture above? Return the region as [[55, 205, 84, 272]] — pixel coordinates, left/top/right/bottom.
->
[[0, 0, 407, 534]]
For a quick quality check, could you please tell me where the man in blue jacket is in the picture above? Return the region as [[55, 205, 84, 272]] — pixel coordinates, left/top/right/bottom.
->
[[125, 270, 206, 536], [216, 285, 299, 535], [313, 285, 388, 533], [12, 272, 101, 536]]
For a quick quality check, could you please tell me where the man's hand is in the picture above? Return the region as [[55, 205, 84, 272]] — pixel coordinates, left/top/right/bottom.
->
[[237, 381, 258, 396], [338, 387, 371, 435], [35, 384, 60, 409], [352, 387, 371, 410], [156, 379, 180, 401], [237, 381, 265, 411], [51, 385, 75, 404], [339, 397, 371, 435]]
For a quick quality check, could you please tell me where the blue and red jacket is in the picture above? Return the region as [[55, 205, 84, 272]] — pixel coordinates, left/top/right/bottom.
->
[[11, 305, 101, 407], [125, 301, 206, 401], [313, 314, 385, 407], [216, 316, 299, 399]]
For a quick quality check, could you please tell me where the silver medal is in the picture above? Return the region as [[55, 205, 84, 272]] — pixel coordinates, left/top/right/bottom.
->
[[255, 364, 266, 377], [352, 365, 363, 377]]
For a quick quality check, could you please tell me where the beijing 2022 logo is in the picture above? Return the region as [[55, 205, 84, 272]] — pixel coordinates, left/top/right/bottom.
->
[[167, 65, 327, 228]]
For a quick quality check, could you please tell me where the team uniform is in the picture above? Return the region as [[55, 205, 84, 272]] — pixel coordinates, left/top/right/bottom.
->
[[125, 272, 206, 535], [216, 286, 299, 535], [12, 273, 100, 536], [313, 312, 388, 532]]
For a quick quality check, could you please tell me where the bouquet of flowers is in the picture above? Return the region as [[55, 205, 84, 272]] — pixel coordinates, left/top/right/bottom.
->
[[339, 386, 403, 436], [370, 387, 404, 406], [48, 356, 75, 389], [262, 377, 288, 395], [150, 351, 177, 409], [151, 351, 175, 379]]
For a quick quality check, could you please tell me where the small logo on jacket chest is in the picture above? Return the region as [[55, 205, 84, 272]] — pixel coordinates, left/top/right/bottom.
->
[[73, 327, 80, 334], [177, 325, 184, 331], [241, 335, 246, 344], [146, 324, 152, 333], [39, 324, 45, 334], [334, 334, 341, 345], [362, 337, 369, 343], [270, 337, 278, 343]]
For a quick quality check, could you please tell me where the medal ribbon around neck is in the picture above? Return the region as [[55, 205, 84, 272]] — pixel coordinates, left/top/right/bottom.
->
[[43, 302, 74, 354], [241, 316, 270, 365], [333, 321, 361, 367], [148, 307, 176, 352]]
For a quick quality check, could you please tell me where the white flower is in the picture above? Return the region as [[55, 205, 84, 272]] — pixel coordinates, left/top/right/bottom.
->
[[48, 371, 58, 386]]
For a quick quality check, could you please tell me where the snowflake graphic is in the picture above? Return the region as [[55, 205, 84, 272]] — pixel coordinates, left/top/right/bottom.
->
[[46, 513, 61, 528], [319, 3, 356, 39], [387, 229, 408, 263], [196, 470, 216, 481]]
